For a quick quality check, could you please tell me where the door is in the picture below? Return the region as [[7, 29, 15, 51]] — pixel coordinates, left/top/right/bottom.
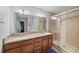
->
[[17, 18, 27, 33], [20, 21, 24, 32]]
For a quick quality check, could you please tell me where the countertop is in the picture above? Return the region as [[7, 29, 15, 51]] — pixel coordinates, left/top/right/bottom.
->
[[4, 32, 53, 44]]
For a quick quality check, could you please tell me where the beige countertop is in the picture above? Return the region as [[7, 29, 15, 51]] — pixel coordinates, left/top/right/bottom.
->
[[4, 32, 53, 44]]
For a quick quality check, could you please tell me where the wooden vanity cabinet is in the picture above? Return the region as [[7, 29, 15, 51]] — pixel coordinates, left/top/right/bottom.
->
[[4, 34, 53, 53]]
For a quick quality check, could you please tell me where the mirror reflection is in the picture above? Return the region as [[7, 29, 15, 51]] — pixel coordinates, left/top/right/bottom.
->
[[14, 10, 47, 34]]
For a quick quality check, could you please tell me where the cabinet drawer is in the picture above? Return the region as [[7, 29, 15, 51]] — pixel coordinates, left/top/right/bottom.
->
[[34, 45, 42, 53], [4, 42, 20, 50], [33, 38, 42, 43], [22, 39, 33, 46], [48, 35, 53, 39], [42, 36, 48, 40], [4, 48, 20, 53], [34, 41, 42, 47]]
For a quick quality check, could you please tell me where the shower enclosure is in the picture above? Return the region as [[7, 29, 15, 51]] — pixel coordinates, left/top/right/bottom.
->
[[49, 8, 79, 53], [49, 16, 61, 52]]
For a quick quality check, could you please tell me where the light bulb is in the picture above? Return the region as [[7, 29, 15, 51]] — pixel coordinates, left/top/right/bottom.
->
[[18, 9, 23, 14], [24, 10, 29, 15]]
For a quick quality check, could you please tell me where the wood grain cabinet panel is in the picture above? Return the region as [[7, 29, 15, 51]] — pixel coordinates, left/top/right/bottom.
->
[[48, 35, 53, 39], [5, 48, 20, 53], [49, 38, 53, 48], [33, 38, 42, 43], [22, 44, 33, 53], [34, 45, 42, 53], [22, 39, 33, 46], [48, 35, 53, 48], [42, 46, 49, 52], [4, 42, 20, 51], [33, 38, 42, 53], [43, 39, 48, 46], [34, 42, 42, 47], [42, 38, 49, 52]]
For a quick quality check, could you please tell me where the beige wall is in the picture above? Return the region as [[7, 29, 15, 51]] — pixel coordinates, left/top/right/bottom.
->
[[60, 9, 79, 51], [65, 10, 79, 48]]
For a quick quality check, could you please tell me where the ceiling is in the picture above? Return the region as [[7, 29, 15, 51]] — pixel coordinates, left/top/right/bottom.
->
[[35, 6, 79, 14]]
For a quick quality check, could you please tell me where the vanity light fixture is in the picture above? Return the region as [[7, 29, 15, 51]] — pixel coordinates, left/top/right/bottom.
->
[[17, 9, 23, 14], [23, 10, 30, 15], [15, 9, 30, 15]]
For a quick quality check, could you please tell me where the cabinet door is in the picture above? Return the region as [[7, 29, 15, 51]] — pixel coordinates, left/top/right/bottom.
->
[[22, 44, 33, 53], [49, 38, 53, 48], [48, 35, 53, 48], [43, 38, 48, 47], [5, 48, 20, 53], [42, 37, 49, 52]]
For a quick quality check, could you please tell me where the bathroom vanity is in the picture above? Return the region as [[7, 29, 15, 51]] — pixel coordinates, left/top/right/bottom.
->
[[3, 33, 53, 53]]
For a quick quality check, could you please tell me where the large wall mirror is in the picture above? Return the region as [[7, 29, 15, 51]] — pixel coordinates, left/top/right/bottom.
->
[[14, 12, 47, 34]]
